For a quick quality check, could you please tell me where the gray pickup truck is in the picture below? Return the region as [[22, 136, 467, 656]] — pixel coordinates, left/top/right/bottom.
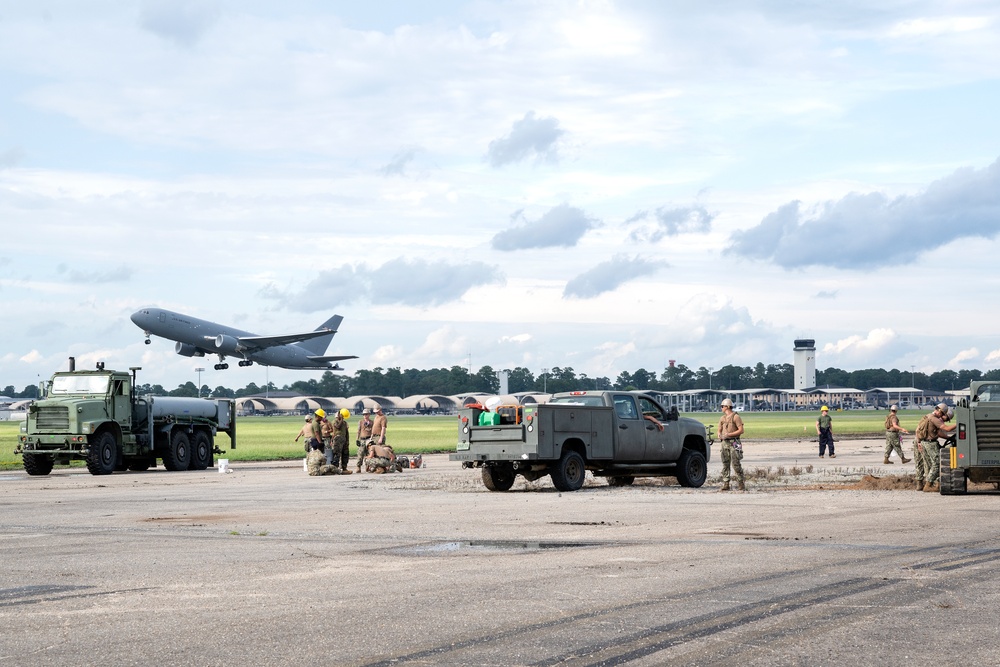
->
[[451, 391, 712, 492]]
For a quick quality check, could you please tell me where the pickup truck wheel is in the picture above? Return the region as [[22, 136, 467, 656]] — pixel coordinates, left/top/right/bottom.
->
[[939, 447, 966, 495], [607, 476, 635, 487], [676, 449, 707, 488], [86, 431, 118, 476], [551, 450, 586, 492], [482, 463, 516, 491], [162, 431, 191, 471], [190, 431, 213, 470], [23, 453, 54, 476]]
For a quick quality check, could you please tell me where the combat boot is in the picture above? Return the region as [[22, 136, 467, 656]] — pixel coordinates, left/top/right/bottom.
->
[[901, 456, 911, 464], [923, 483, 939, 493], [718, 483, 730, 492], [883, 457, 894, 465], [737, 481, 746, 492], [915, 480, 924, 491]]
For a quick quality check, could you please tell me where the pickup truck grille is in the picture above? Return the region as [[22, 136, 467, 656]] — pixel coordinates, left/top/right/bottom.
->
[[974, 420, 1000, 449], [36, 406, 70, 431]]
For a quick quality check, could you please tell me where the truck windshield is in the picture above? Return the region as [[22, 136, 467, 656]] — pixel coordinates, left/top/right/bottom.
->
[[550, 396, 605, 406], [50, 375, 110, 396]]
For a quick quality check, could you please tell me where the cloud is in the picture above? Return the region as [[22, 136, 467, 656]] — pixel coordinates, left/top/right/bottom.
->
[[20, 350, 43, 363], [0, 147, 26, 169], [499, 333, 532, 344], [486, 112, 565, 167], [628, 205, 715, 242], [726, 158, 1000, 269], [948, 347, 979, 367], [815, 290, 838, 299], [379, 148, 420, 176], [819, 328, 914, 367], [491, 204, 598, 251], [65, 265, 134, 284], [140, 0, 221, 46], [986, 349, 1000, 364], [268, 258, 504, 311], [563, 254, 660, 299]]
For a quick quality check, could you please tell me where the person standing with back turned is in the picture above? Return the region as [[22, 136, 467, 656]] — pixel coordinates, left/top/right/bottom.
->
[[717, 398, 746, 493], [883, 404, 911, 464], [816, 406, 835, 458]]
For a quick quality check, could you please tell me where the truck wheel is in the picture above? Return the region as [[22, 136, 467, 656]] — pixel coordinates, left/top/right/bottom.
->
[[482, 463, 516, 491], [23, 453, 54, 476], [551, 450, 586, 492], [162, 431, 191, 471], [939, 447, 966, 495], [86, 431, 118, 476], [607, 476, 635, 487], [676, 449, 707, 488], [190, 431, 213, 470]]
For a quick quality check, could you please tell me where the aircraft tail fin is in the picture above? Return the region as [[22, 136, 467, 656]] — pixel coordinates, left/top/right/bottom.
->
[[299, 314, 344, 356]]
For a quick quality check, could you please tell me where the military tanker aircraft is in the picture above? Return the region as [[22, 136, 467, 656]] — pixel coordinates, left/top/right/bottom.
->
[[130, 307, 357, 371]]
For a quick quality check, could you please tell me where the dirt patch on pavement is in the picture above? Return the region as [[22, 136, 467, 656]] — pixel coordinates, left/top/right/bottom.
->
[[846, 474, 918, 491]]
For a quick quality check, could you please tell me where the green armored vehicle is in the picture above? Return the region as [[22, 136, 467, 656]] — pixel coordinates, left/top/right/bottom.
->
[[940, 381, 1000, 494], [15, 360, 236, 476]]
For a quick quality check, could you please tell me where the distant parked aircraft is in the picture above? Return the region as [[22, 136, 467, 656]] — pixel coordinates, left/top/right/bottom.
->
[[130, 307, 358, 371]]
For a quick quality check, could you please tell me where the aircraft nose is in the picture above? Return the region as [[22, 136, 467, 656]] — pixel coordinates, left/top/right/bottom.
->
[[130, 310, 147, 326]]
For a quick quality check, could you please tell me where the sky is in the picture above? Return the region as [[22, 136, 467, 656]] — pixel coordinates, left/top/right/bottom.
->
[[2, 0, 1000, 392]]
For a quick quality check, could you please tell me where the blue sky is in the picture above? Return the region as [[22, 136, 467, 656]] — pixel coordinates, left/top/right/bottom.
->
[[2, 0, 1000, 391]]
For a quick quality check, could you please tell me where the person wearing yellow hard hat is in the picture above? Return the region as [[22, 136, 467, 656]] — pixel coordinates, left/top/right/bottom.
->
[[310, 409, 326, 453], [331, 408, 353, 473], [816, 405, 835, 458]]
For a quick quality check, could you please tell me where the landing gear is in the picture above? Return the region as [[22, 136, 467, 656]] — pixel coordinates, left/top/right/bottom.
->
[[144, 339, 151, 345], [237, 360, 253, 367], [214, 363, 229, 370]]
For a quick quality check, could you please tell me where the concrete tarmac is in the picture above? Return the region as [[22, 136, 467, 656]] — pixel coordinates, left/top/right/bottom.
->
[[1, 439, 997, 666]]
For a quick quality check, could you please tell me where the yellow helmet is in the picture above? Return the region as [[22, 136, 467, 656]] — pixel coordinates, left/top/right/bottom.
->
[[315, 409, 326, 418], [821, 405, 829, 412], [340, 408, 350, 419]]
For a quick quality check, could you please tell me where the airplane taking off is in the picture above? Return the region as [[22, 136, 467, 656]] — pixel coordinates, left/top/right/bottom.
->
[[130, 307, 358, 371]]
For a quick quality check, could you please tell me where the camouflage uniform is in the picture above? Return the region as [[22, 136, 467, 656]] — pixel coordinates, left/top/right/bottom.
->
[[883, 412, 908, 462], [321, 418, 336, 466], [356, 412, 374, 471], [920, 410, 953, 489], [332, 415, 349, 471], [310, 417, 325, 453], [717, 409, 745, 489], [307, 447, 339, 476], [817, 412, 834, 457], [912, 438, 927, 489], [365, 443, 398, 473]]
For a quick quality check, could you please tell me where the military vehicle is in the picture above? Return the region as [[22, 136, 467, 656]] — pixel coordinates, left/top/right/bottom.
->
[[451, 390, 712, 492], [15, 359, 236, 476], [940, 381, 1000, 494]]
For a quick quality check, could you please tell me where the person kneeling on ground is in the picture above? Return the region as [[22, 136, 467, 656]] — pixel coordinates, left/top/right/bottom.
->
[[365, 442, 400, 474], [307, 441, 340, 476]]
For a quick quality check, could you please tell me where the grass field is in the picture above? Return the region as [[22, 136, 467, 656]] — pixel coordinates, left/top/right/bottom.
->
[[0, 409, 920, 471]]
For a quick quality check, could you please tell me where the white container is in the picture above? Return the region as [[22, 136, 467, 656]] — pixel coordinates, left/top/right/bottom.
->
[[218, 459, 229, 473], [303, 458, 308, 471]]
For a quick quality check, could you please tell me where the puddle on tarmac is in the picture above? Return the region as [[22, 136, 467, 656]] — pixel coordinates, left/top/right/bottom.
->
[[382, 540, 610, 556]]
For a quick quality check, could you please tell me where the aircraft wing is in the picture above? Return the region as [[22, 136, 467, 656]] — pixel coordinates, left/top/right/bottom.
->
[[236, 329, 335, 350], [307, 355, 359, 363]]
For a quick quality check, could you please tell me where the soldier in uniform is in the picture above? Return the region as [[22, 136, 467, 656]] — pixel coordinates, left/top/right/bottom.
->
[[371, 404, 388, 448], [333, 408, 351, 472], [816, 406, 835, 458], [310, 409, 326, 453], [883, 405, 911, 464], [717, 398, 746, 492], [321, 411, 336, 466], [365, 442, 398, 474], [355, 408, 374, 472], [306, 440, 339, 476], [917, 403, 957, 492]]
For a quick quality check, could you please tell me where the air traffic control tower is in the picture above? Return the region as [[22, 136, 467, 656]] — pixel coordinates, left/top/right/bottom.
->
[[794, 339, 816, 390]]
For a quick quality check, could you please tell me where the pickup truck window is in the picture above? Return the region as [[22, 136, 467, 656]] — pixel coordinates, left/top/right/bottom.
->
[[974, 384, 1000, 402], [638, 397, 665, 420], [614, 396, 639, 420]]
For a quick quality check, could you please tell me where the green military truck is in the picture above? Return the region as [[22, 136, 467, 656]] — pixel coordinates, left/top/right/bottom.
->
[[939, 381, 1000, 494], [15, 360, 236, 476], [451, 390, 712, 492]]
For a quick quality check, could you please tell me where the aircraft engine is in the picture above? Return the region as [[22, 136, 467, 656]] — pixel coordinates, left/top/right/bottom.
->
[[175, 342, 205, 358], [213, 334, 245, 355]]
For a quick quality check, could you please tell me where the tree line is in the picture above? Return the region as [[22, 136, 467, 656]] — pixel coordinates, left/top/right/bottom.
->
[[4, 363, 997, 400]]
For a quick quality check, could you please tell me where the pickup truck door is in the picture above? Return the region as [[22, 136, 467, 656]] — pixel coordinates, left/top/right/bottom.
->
[[638, 396, 681, 462], [611, 395, 646, 461]]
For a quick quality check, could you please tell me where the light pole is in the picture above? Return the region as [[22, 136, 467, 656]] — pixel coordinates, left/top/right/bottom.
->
[[194, 367, 204, 398], [910, 365, 915, 388], [542, 368, 549, 394], [708, 366, 714, 391]]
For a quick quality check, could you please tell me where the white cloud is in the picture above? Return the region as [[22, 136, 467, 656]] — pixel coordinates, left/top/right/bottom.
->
[[948, 347, 980, 367]]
